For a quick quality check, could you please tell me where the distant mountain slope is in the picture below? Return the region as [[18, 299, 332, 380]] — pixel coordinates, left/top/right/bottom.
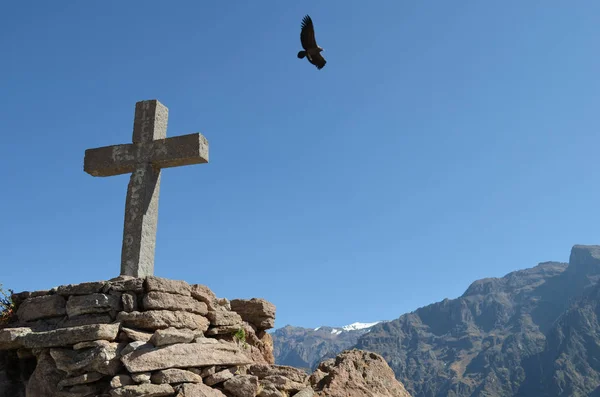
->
[[355, 245, 600, 397], [272, 321, 382, 371]]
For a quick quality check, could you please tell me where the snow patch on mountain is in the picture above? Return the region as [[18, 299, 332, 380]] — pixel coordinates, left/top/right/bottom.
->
[[341, 321, 381, 331]]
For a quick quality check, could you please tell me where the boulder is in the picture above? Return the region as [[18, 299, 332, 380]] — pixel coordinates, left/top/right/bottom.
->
[[310, 349, 412, 397], [230, 299, 275, 331]]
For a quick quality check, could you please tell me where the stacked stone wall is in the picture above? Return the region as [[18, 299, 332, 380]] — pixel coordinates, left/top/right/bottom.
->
[[0, 276, 316, 397]]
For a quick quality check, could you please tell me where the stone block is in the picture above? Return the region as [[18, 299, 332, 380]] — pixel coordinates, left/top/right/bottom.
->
[[17, 294, 66, 322], [121, 327, 153, 342], [20, 323, 120, 349], [117, 310, 209, 331], [66, 293, 121, 317], [0, 327, 31, 349], [149, 327, 195, 347], [50, 341, 122, 376], [56, 281, 106, 296], [145, 276, 191, 296], [230, 298, 275, 331], [120, 340, 252, 372], [143, 291, 208, 315], [151, 368, 203, 384], [207, 311, 243, 327]]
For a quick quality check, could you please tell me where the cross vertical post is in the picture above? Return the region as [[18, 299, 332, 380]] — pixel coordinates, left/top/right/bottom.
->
[[83, 99, 209, 277]]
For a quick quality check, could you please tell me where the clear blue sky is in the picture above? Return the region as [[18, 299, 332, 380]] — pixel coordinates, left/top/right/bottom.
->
[[1, 1, 599, 329]]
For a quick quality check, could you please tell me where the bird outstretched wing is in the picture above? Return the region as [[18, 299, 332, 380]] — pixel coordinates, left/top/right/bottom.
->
[[300, 15, 318, 50]]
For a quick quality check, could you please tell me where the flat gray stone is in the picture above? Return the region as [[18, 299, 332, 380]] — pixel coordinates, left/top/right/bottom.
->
[[66, 293, 121, 317], [151, 368, 203, 384], [149, 327, 195, 347], [120, 340, 252, 372], [56, 281, 106, 296], [20, 323, 120, 348], [204, 368, 235, 386], [109, 383, 174, 397], [143, 291, 208, 315], [207, 311, 243, 327], [117, 310, 209, 331], [17, 294, 66, 322], [11, 290, 51, 306], [0, 327, 31, 349], [104, 277, 144, 293], [73, 339, 111, 350], [121, 327, 153, 342], [145, 276, 191, 296], [121, 341, 154, 356]]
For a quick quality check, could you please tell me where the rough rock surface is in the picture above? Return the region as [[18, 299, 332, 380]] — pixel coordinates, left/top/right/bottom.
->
[[0, 275, 413, 397], [309, 349, 411, 397], [117, 310, 209, 331], [143, 291, 208, 315], [121, 340, 252, 372], [230, 299, 276, 331]]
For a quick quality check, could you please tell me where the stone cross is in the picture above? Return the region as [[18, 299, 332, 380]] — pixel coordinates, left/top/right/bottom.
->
[[84, 99, 209, 277]]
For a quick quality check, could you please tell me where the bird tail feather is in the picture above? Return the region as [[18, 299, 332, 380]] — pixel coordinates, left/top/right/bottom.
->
[[297, 51, 306, 59]]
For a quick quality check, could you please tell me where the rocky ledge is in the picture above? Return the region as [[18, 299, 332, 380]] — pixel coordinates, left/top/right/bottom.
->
[[0, 276, 411, 397]]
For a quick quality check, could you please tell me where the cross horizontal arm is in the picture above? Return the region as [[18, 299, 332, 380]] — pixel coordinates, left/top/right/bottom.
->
[[84, 144, 137, 177], [83, 133, 209, 177], [152, 133, 209, 169]]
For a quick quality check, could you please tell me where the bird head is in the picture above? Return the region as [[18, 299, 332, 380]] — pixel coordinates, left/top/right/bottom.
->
[[318, 46, 324, 52]]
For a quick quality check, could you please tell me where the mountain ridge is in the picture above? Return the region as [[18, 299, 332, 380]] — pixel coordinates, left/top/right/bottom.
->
[[274, 244, 600, 396]]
